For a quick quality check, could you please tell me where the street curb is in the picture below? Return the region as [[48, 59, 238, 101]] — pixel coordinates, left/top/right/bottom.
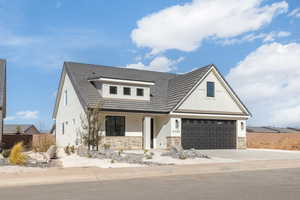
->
[[1, 159, 300, 188]]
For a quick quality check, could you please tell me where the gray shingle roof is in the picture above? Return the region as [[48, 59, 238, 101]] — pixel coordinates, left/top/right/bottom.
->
[[3, 124, 34, 135], [0, 59, 6, 117], [247, 127, 278, 133], [53, 61, 249, 117], [247, 126, 300, 133]]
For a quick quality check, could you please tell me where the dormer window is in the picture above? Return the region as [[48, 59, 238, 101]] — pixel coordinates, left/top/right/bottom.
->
[[137, 88, 144, 96], [109, 86, 117, 94], [123, 87, 131, 95], [207, 82, 215, 97]]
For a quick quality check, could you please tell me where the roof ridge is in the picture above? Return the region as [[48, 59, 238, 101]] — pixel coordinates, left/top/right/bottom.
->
[[64, 61, 177, 75]]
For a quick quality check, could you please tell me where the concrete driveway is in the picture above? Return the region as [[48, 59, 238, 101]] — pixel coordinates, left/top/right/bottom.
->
[[199, 149, 300, 161]]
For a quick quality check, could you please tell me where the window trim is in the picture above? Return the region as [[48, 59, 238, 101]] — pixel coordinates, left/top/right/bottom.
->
[[123, 87, 131, 96], [206, 81, 215, 97], [136, 88, 144, 97], [109, 85, 118, 95]]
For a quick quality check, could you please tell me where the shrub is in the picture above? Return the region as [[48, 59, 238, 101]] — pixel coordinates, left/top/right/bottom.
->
[[118, 149, 123, 156], [9, 142, 27, 165], [64, 145, 71, 155], [104, 144, 111, 150], [2, 149, 11, 158], [70, 145, 75, 154], [178, 154, 187, 160]]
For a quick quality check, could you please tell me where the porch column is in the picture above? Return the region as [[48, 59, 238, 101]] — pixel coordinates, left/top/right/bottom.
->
[[143, 116, 151, 149]]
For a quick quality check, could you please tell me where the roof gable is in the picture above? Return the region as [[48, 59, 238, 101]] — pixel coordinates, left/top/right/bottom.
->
[[172, 65, 251, 116]]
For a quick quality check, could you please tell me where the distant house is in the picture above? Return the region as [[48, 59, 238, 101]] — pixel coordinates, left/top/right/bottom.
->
[[53, 62, 251, 150], [247, 126, 300, 134], [0, 59, 6, 146], [2, 124, 40, 148], [3, 124, 40, 135]]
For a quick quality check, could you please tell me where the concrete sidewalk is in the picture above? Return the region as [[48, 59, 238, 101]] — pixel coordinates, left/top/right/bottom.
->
[[1, 159, 300, 188]]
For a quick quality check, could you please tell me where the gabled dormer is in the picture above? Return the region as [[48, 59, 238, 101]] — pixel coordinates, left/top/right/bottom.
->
[[90, 77, 154, 101]]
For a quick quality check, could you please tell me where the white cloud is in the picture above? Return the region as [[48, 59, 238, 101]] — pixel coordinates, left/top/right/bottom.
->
[[131, 0, 288, 54], [227, 42, 300, 127], [288, 8, 300, 18], [16, 110, 39, 119], [5, 116, 16, 121], [222, 31, 291, 45], [126, 56, 184, 72], [5, 110, 39, 121]]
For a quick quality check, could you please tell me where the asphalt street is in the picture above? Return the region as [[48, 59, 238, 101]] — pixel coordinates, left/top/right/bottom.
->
[[1, 168, 300, 200]]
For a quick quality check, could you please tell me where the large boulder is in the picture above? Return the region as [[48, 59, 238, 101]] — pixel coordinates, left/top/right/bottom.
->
[[77, 145, 89, 157], [46, 145, 57, 160]]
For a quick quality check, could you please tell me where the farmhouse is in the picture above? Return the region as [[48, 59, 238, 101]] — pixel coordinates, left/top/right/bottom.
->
[[53, 62, 250, 150]]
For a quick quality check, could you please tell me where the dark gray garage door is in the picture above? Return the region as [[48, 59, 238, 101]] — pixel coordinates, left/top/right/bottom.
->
[[181, 119, 236, 149]]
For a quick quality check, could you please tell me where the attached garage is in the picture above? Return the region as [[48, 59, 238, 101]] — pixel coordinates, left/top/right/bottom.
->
[[181, 119, 236, 149]]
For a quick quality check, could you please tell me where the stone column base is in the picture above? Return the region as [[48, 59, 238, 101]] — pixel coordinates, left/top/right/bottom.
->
[[166, 136, 181, 149], [237, 137, 247, 149]]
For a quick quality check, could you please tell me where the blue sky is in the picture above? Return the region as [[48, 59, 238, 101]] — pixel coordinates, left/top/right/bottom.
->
[[1, 0, 300, 130]]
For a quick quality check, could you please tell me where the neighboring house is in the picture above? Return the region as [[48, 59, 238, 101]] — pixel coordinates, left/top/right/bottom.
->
[[3, 124, 40, 135], [247, 126, 300, 134], [53, 62, 251, 150], [2, 124, 40, 148], [0, 59, 6, 146]]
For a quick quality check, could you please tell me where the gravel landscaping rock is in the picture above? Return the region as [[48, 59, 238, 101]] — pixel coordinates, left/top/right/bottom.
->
[[0, 158, 8, 166], [161, 148, 210, 159], [77, 145, 89, 157], [84, 149, 170, 166], [46, 145, 57, 160]]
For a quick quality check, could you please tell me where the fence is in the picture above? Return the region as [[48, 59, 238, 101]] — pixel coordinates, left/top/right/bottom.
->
[[1, 134, 55, 151], [32, 134, 56, 152], [2, 135, 33, 149]]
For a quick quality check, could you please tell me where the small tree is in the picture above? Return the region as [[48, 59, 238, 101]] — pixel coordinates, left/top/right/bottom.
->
[[78, 103, 103, 150], [16, 126, 21, 134]]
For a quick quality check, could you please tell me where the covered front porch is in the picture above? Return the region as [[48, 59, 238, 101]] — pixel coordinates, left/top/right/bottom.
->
[[100, 112, 181, 150]]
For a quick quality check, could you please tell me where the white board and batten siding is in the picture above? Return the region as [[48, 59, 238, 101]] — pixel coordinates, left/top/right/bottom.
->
[[55, 73, 85, 147]]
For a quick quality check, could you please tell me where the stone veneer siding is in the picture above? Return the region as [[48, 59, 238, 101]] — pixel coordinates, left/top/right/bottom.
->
[[166, 136, 181, 149], [237, 137, 247, 149], [100, 136, 143, 150]]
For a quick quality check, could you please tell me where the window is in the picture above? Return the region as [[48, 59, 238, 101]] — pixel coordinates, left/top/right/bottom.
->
[[73, 119, 76, 125], [241, 122, 244, 130], [136, 88, 144, 96], [105, 116, 125, 136], [207, 82, 215, 97], [123, 87, 131, 95], [109, 86, 117, 94], [175, 119, 179, 129], [62, 123, 65, 135], [64, 90, 68, 106]]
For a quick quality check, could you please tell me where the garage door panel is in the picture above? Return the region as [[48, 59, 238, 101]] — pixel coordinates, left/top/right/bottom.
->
[[182, 119, 236, 149]]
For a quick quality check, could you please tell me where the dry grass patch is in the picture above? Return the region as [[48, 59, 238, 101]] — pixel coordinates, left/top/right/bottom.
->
[[247, 132, 300, 150]]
